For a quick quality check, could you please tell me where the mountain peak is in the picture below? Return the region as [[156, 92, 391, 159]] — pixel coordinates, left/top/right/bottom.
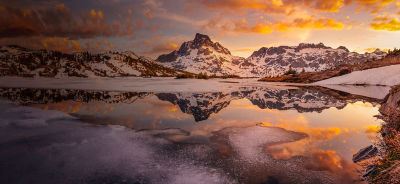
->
[[192, 33, 213, 48], [157, 33, 232, 63], [194, 33, 211, 41]]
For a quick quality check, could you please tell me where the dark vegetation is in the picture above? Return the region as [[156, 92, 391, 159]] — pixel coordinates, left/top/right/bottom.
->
[[175, 72, 241, 79]]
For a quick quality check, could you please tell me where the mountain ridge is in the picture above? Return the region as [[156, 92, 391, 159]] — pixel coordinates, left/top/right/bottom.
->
[[0, 45, 186, 78], [156, 33, 387, 77]]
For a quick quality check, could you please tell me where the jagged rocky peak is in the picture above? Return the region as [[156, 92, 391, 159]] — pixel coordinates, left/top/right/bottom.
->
[[249, 46, 291, 58], [249, 42, 334, 58], [182, 33, 231, 55], [156, 33, 232, 63], [192, 33, 213, 48]]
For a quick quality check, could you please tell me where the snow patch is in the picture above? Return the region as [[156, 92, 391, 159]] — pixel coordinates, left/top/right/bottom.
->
[[315, 64, 400, 86]]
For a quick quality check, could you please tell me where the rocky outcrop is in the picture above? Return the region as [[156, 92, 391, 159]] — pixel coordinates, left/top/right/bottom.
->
[[379, 86, 400, 123], [352, 145, 378, 163]]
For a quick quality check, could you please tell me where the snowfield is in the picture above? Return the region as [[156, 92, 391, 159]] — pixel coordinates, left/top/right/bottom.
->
[[315, 64, 400, 86]]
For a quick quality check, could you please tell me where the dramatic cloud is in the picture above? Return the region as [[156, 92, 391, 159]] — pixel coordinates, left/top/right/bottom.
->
[[348, 0, 397, 14], [0, 0, 399, 55], [201, 0, 397, 14], [203, 16, 344, 35], [140, 42, 179, 55], [0, 3, 135, 39], [371, 15, 400, 31], [202, 0, 295, 14]]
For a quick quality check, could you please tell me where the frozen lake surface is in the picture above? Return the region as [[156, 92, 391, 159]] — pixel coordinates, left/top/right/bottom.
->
[[0, 77, 387, 184]]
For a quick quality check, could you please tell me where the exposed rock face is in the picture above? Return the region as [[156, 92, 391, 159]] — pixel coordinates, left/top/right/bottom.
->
[[0, 45, 183, 78], [352, 145, 378, 163], [379, 86, 400, 123], [156, 33, 386, 77]]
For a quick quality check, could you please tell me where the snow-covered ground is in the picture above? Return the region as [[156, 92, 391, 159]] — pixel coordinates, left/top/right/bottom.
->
[[317, 84, 391, 99], [315, 64, 400, 86]]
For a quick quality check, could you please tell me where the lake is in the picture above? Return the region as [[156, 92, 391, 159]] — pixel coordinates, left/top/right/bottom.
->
[[0, 78, 387, 184]]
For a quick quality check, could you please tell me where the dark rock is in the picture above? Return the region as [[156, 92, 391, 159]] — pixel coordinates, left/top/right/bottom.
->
[[337, 46, 349, 52], [156, 50, 178, 63], [353, 145, 378, 163], [363, 164, 378, 177]]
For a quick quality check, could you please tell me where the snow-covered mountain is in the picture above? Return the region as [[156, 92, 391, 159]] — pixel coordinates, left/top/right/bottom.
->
[[157, 33, 387, 77], [248, 43, 386, 77], [0, 45, 184, 78], [156, 33, 254, 76]]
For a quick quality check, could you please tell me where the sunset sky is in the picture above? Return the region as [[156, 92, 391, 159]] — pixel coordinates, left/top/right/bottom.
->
[[1, 0, 400, 58]]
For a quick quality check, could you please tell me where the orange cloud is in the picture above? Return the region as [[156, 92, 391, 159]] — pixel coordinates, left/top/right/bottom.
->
[[141, 42, 179, 55], [260, 115, 345, 141], [313, 0, 344, 12], [232, 19, 274, 34], [201, 0, 348, 14], [202, 0, 293, 14], [371, 15, 400, 31], [348, 0, 397, 14], [41, 37, 83, 52], [290, 17, 344, 30], [203, 16, 344, 35], [364, 125, 381, 134], [305, 149, 342, 171]]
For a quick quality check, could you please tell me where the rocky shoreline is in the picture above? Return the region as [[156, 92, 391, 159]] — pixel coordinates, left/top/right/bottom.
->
[[353, 85, 400, 183]]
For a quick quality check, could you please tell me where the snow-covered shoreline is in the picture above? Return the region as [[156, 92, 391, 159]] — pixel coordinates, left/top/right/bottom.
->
[[315, 64, 400, 86]]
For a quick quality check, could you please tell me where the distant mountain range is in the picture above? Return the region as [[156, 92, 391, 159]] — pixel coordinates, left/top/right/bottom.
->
[[0, 45, 184, 78], [157, 33, 386, 77], [0, 34, 387, 78]]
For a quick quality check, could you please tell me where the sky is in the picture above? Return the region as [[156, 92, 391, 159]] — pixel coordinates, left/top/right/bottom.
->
[[1, 0, 400, 58]]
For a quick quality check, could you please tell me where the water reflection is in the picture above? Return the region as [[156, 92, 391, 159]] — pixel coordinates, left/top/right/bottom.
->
[[0, 86, 384, 183]]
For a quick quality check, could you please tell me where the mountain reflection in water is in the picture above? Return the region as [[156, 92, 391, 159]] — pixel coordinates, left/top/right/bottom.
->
[[0, 86, 384, 184]]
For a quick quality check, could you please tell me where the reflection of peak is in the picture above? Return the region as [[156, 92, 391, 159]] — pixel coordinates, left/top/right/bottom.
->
[[156, 93, 233, 122], [0, 87, 380, 122]]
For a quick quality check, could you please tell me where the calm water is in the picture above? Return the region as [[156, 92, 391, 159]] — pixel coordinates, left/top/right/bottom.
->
[[0, 81, 385, 184]]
